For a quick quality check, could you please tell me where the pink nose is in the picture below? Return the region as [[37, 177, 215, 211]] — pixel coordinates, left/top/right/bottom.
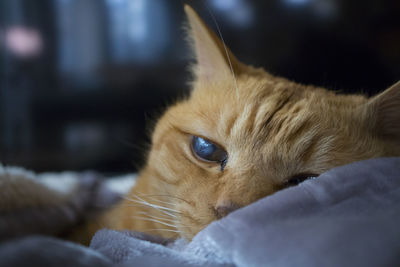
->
[[214, 201, 240, 219]]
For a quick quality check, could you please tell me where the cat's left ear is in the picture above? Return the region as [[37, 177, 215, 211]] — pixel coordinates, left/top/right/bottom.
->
[[184, 5, 244, 83], [366, 81, 400, 138]]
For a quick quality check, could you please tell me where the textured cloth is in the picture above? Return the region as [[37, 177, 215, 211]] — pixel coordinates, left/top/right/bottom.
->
[[0, 165, 132, 241], [1, 158, 400, 267]]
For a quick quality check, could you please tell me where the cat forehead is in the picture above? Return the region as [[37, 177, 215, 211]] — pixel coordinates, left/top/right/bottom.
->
[[173, 78, 366, 144], [191, 73, 366, 111], [173, 83, 300, 138], [191, 76, 314, 113]]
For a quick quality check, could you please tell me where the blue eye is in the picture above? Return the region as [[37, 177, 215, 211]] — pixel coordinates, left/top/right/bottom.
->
[[191, 136, 227, 169]]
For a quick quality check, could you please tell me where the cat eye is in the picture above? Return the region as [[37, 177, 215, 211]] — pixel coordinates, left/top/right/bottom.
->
[[284, 173, 319, 187], [191, 136, 227, 170]]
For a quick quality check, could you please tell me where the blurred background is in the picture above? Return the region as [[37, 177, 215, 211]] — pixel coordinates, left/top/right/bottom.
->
[[0, 0, 399, 174]]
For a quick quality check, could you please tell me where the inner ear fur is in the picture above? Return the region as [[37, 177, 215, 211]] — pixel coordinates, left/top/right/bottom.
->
[[366, 81, 400, 138], [184, 5, 244, 82]]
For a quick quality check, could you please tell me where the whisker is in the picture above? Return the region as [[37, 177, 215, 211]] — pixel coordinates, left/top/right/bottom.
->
[[140, 194, 191, 204], [131, 216, 179, 229], [144, 228, 183, 234], [203, 1, 239, 100], [136, 211, 192, 230], [141, 197, 176, 207], [116, 209, 191, 232], [124, 201, 178, 219], [123, 203, 174, 212], [136, 211, 177, 224], [129, 194, 182, 214], [122, 196, 180, 218]]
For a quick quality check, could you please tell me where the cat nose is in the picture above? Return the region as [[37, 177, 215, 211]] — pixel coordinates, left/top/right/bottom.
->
[[214, 201, 240, 219]]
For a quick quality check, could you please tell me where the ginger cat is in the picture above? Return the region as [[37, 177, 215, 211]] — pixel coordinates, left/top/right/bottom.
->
[[89, 5, 400, 242]]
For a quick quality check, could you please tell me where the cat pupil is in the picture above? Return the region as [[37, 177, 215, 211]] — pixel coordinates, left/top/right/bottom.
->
[[191, 136, 227, 165]]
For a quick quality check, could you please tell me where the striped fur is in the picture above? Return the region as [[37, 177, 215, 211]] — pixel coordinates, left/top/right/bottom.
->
[[101, 6, 400, 241]]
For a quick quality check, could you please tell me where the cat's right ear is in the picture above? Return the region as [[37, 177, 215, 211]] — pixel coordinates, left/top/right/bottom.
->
[[184, 5, 243, 83], [365, 81, 400, 139]]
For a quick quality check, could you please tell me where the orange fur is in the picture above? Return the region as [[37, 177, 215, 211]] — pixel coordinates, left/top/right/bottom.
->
[[99, 5, 400, 241]]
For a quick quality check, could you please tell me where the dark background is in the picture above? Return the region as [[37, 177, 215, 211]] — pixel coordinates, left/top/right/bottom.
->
[[0, 0, 399, 174]]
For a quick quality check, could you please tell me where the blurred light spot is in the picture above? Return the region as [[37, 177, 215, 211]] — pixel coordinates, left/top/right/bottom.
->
[[5, 26, 43, 58], [284, 0, 310, 5], [108, 0, 124, 4], [106, 0, 170, 63], [211, 0, 238, 10], [128, 0, 146, 41], [283, 0, 337, 20], [209, 0, 254, 28]]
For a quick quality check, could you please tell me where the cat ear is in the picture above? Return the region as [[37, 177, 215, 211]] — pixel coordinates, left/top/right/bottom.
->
[[184, 5, 243, 82], [366, 81, 400, 138]]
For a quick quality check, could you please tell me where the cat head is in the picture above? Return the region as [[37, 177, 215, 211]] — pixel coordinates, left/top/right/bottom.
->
[[143, 5, 400, 240]]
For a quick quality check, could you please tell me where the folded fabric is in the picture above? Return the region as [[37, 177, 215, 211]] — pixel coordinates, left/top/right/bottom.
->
[[1, 157, 399, 267], [88, 157, 400, 267], [0, 164, 133, 241]]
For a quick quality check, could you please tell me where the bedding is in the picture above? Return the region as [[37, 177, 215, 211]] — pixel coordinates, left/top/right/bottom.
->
[[1, 158, 400, 267], [0, 165, 129, 241]]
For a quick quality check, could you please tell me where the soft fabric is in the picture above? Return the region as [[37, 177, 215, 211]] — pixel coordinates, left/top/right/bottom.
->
[[0, 236, 111, 267], [1, 158, 400, 267], [0, 164, 134, 240]]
